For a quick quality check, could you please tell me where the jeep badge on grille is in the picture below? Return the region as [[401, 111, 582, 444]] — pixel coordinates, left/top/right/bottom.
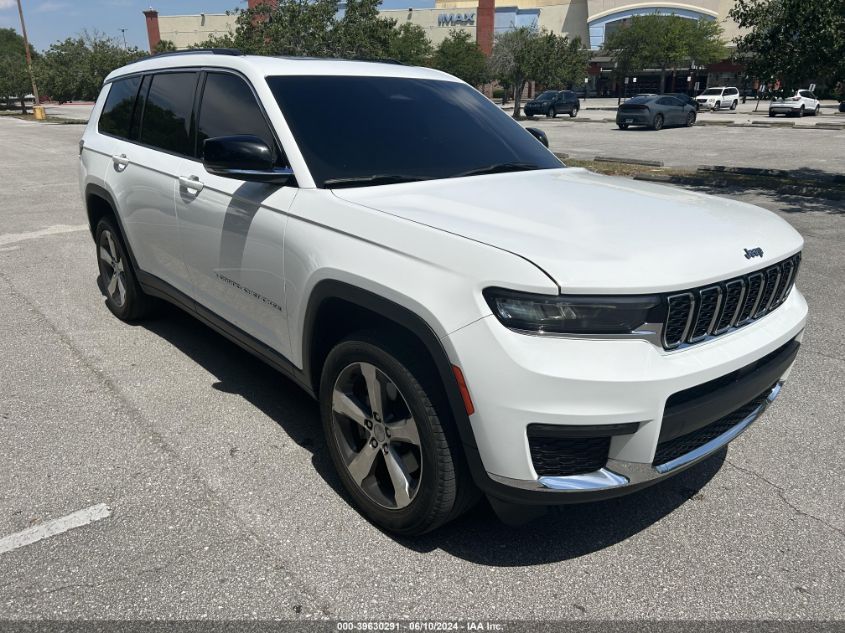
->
[[744, 247, 764, 259]]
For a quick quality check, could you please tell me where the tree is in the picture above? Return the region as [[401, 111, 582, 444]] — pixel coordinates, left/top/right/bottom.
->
[[189, 33, 237, 50], [489, 28, 587, 117], [729, 0, 845, 94], [603, 14, 725, 93], [153, 39, 177, 54], [38, 32, 146, 102], [432, 30, 487, 86], [388, 23, 432, 66], [227, 0, 431, 63], [0, 28, 34, 112]]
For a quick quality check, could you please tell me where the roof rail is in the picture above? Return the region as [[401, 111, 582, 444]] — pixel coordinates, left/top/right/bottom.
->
[[150, 48, 242, 58]]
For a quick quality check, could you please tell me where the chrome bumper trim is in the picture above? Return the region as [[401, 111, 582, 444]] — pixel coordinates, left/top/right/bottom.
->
[[488, 381, 783, 494]]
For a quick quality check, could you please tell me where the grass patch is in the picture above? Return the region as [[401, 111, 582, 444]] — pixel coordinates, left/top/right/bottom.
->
[[563, 158, 691, 178], [0, 111, 86, 124]]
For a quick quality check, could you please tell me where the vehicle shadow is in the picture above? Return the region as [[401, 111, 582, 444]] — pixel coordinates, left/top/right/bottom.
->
[[140, 303, 726, 566]]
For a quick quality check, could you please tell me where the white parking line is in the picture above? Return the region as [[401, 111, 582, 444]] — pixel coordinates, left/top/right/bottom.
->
[[0, 224, 87, 247], [0, 503, 111, 555]]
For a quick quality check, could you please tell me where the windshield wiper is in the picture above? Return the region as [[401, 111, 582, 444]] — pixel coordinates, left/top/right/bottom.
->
[[324, 174, 431, 189], [453, 162, 543, 178]]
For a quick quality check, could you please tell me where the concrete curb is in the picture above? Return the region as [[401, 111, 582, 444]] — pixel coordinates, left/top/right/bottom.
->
[[595, 156, 664, 167]]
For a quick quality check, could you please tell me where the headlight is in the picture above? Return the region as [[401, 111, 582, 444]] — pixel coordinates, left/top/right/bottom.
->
[[483, 288, 662, 335]]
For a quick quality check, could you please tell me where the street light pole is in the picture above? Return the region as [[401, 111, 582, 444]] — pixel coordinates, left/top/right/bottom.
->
[[119, 28, 127, 49], [15, 0, 40, 109]]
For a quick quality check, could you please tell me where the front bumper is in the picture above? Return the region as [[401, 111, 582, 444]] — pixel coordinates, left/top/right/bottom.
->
[[443, 288, 807, 504]]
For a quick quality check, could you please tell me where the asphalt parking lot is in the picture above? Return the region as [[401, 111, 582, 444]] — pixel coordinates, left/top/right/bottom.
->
[[0, 117, 843, 621]]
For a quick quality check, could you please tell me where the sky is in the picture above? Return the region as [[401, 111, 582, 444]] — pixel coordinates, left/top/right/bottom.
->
[[0, 0, 435, 51]]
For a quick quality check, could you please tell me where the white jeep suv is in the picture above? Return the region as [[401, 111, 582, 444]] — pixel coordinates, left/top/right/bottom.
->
[[695, 86, 740, 110], [79, 51, 807, 534]]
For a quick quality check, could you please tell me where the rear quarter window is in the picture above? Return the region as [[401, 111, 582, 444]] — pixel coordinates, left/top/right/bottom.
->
[[98, 76, 141, 139]]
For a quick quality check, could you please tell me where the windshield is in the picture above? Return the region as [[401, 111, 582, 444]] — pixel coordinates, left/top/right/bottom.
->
[[267, 75, 561, 188], [700, 88, 722, 96], [536, 91, 557, 100]]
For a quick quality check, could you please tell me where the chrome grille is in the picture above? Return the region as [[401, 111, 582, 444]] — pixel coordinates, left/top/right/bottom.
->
[[659, 253, 801, 350]]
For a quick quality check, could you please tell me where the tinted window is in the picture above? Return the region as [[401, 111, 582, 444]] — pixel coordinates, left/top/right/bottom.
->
[[197, 72, 278, 160], [536, 91, 557, 100], [99, 76, 141, 138], [139, 72, 197, 155], [268, 76, 561, 188]]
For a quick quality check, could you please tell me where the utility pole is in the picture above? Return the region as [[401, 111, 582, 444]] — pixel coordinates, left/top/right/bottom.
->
[[119, 28, 127, 49], [15, 0, 41, 111]]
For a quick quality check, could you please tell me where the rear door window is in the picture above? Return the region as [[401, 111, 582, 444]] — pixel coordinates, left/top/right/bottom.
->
[[138, 72, 198, 156], [98, 76, 141, 139]]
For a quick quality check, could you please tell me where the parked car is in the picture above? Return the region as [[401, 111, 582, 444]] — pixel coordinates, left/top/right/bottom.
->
[[80, 51, 806, 534], [665, 93, 700, 111], [616, 95, 697, 130], [840, 101, 845, 113], [695, 86, 740, 110], [523, 90, 579, 118], [769, 90, 821, 117]]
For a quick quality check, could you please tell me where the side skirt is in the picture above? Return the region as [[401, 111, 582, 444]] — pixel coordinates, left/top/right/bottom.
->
[[137, 271, 315, 398]]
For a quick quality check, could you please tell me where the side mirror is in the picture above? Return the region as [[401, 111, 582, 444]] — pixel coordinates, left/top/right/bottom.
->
[[203, 135, 293, 184], [526, 127, 549, 148]]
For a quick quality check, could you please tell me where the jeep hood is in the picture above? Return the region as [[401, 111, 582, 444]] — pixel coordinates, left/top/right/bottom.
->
[[332, 168, 803, 293]]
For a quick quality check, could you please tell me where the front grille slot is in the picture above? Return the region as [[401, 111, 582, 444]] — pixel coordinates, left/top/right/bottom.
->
[[714, 279, 745, 334], [658, 253, 800, 350], [528, 436, 611, 477], [663, 293, 694, 349], [688, 286, 721, 342]]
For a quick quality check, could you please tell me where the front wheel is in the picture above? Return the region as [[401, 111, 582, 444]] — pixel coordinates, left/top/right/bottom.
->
[[814, 105, 820, 116], [798, 105, 805, 117], [320, 335, 476, 535], [618, 122, 629, 129], [569, 105, 578, 118], [686, 111, 697, 127], [548, 105, 556, 118], [730, 100, 738, 110], [652, 113, 664, 130], [713, 101, 721, 111], [95, 217, 155, 321]]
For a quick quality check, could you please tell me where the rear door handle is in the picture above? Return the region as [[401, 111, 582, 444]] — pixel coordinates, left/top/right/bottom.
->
[[178, 175, 205, 193], [111, 154, 129, 170]]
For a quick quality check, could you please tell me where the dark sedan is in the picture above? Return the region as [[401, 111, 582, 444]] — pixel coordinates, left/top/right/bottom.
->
[[616, 95, 697, 130], [524, 90, 580, 118]]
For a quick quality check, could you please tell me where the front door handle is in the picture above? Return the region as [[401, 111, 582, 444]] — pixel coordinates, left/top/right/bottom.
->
[[111, 154, 129, 171], [178, 175, 205, 193]]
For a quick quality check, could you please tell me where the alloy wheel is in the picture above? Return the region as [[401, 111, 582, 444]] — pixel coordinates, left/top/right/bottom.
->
[[98, 229, 127, 308], [330, 362, 422, 510]]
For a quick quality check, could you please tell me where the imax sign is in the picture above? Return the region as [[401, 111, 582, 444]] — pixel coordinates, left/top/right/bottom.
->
[[437, 12, 475, 26]]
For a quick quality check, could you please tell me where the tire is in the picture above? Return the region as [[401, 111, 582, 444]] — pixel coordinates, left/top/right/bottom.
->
[[768, 111, 775, 117], [814, 105, 820, 116], [652, 113, 664, 131], [569, 105, 578, 118], [713, 101, 720, 111], [320, 333, 477, 535], [617, 122, 629, 129], [686, 111, 696, 127], [730, 100, 737, 110], [548, 105, 555, 118], [798, 105, 805, 118], [95, 217, 155, 321]]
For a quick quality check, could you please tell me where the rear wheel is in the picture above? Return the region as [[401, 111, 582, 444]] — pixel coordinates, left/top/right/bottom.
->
[[798, 105, 805, 117], [95, 217, 154, 321], [548, 105, 556, 118], [814, 105, 820, 116], [569, 105, 578, 118], [320, 334, 476, 535], [652, 113, 664, 131], [686, 111, 696, 127], [730, 99, 738, 110]]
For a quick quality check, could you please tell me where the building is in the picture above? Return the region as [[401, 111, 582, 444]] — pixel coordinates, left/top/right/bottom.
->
[[143, 0, 745, 93]]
